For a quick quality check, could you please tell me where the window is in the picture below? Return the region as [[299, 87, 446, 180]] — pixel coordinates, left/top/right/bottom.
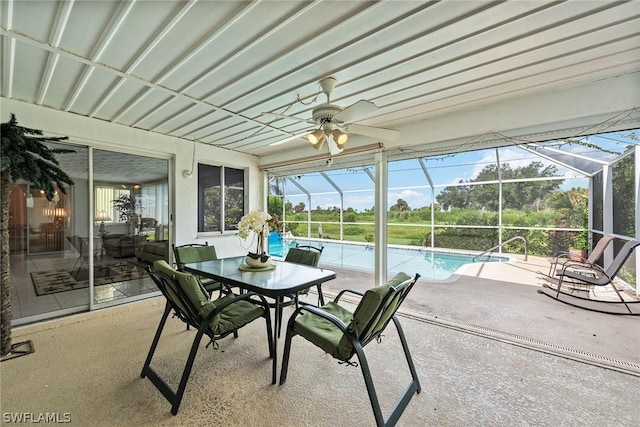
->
[[198, 164, 246, 232]]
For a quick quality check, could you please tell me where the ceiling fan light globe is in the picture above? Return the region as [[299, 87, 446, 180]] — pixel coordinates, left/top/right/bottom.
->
[[308, 129, 325, 144], [310, 134, 326, 150], [332, 129, 348, 148]]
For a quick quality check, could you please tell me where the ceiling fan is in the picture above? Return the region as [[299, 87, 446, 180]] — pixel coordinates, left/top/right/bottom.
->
[[266, 77, 400, 155]]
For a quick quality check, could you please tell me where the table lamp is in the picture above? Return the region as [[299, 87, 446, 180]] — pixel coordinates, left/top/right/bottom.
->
[[96, 211, 111, 237]]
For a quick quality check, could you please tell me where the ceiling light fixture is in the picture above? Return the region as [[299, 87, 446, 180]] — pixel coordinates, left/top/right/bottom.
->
[[308, 127, 348, 151], [308, 128, 326, 150], [332, 129, 348, 148]]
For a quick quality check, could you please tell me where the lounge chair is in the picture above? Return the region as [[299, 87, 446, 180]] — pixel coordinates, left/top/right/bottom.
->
[[279, 272, 421, 427], [547, 234, 615, 277], [553, 239, 640, 314]]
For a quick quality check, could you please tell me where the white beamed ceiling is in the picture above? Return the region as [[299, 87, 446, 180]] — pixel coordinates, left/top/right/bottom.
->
[[2, 0, 639, 167]]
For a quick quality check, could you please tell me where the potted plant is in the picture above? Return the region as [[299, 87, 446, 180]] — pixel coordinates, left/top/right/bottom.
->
[[569, 230, 589, 261], [113, 194, 139, 235], [1, 114, 74, 358]]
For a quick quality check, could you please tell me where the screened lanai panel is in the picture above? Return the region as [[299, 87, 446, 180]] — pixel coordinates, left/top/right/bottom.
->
[[612, 154, 636, 236], [524, 143, 609, 176], [421, 149, 499, 187], [280, 167, 375, 195], [344, 191, 375, 213], [592, 171, 604, 233], [501, 145, 581, 178], [501, 176, 588, 227], [388, 159, 430, 188], [522, 129, 640, 176], [323, 167, 375, 192]]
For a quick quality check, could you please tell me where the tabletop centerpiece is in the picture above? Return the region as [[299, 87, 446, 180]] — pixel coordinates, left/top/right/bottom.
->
[[238, 210, 275, 268]]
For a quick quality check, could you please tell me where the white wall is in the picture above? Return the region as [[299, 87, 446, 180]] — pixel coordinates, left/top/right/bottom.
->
[[1, 97, 262, 257]]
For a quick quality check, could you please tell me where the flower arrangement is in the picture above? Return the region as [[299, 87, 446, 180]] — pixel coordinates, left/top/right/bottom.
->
[[237, 210, 272, 241], [237, 210, 275, 266]]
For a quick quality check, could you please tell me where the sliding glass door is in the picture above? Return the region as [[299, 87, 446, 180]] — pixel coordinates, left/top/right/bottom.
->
[[10, 145, 170, 324], [9, 142, 89, 323], [92, 149, 169, 307]]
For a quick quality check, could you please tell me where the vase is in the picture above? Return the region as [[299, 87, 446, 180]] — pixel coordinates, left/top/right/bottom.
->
[[245, 252, 271, 268], [244, 226, 271, 267]]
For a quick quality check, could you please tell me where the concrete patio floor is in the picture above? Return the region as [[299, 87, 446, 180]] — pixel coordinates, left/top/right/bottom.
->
[[318, 254, 640, 375]]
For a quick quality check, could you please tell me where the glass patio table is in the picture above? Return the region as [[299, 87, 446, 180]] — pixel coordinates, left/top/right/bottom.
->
[[183, 256, 337, 384]]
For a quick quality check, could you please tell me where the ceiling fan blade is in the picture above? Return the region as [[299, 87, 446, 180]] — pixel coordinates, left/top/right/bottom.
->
[[346, 123, 400, 141], [333, 100, 378, 123], [269, 131, 309, 146], [262, 112, 315, 125]]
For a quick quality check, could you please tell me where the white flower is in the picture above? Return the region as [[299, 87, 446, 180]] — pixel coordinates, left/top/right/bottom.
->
[[237, 210, 272, 240]]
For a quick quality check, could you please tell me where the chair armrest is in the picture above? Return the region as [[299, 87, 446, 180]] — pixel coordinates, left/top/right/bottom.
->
[[333, 288, 365, 304], [557, 262, 606, 281], [550, 250, 570, 258], [294, 304, 351, 335], [556, 259, 598, 275], [200, 291, 270, 324]]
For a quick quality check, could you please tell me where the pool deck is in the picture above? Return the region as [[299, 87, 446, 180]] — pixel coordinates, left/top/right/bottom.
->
[[316, 254, 640, 374]]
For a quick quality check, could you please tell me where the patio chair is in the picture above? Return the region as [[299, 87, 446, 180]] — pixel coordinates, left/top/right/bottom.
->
[[554, 239, 640, 314], [279, 272, 421, 427], [547, 234, 615, 277], [173, 243, 226, 295], [141, 260, 274, 415], [285, 245, 325, 305]]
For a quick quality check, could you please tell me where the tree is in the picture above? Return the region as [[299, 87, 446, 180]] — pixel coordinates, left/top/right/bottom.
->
[[1, 114, 75, 356], [293, 202, 305, 213], [436, 161, 560, 211], [389, 198, 410, 212], [612, 155, 635, 236], [267, 195, 283, 218]]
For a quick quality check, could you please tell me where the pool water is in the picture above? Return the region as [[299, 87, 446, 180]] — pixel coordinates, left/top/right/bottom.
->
[[269, 233, 508, 281]]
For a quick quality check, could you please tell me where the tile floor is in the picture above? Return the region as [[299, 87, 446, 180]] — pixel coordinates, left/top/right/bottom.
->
[[9, 250, 158, 322]]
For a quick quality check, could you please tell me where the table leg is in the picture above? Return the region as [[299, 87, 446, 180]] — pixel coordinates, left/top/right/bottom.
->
[[271, 296, 283, 384], [317, 284, 325, 306]]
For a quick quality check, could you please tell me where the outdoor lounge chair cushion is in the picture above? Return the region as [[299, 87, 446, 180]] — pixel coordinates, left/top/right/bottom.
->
[[152, 260, 264, 335], [174, 245, 218, 268], [285, 247, 321, 267], [293, 272, 411, 361], [173, 244, 222, 293]]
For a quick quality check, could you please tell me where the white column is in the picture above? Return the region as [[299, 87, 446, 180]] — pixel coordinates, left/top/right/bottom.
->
[[374, 151, 388, 286]]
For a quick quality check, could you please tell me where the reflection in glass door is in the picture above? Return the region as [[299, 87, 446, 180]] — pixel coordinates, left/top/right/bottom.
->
[[92, 149, 169, 306], [9, 142, 89, 324]]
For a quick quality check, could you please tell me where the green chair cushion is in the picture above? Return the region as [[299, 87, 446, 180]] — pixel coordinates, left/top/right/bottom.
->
[[293, 301, 354, 360], [174, 245, 217, 266], [201, 277, 223, 292], [348, 272, 410, 342], [293, 272, 411, 361], [153, 260, 263, 335], [285, 247, 321, 267], [152, 260, 196, 317], [202, 294, 265, 335]]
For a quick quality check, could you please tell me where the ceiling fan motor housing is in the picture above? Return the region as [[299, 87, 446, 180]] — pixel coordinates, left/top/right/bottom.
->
[[312, 104, 343, 128]]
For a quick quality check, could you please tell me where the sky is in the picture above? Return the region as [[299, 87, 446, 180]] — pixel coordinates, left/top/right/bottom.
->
[[277, 130, 639, 212]]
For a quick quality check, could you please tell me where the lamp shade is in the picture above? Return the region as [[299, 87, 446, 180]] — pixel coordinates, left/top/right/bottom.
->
[[95, 211, 112, 222], [308, 129, 325, 144], [309, 134, 326, 150], [332, 129, 348, 148]]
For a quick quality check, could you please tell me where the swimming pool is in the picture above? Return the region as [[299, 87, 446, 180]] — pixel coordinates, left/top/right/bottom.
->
[[269, 235, 509, 281]]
